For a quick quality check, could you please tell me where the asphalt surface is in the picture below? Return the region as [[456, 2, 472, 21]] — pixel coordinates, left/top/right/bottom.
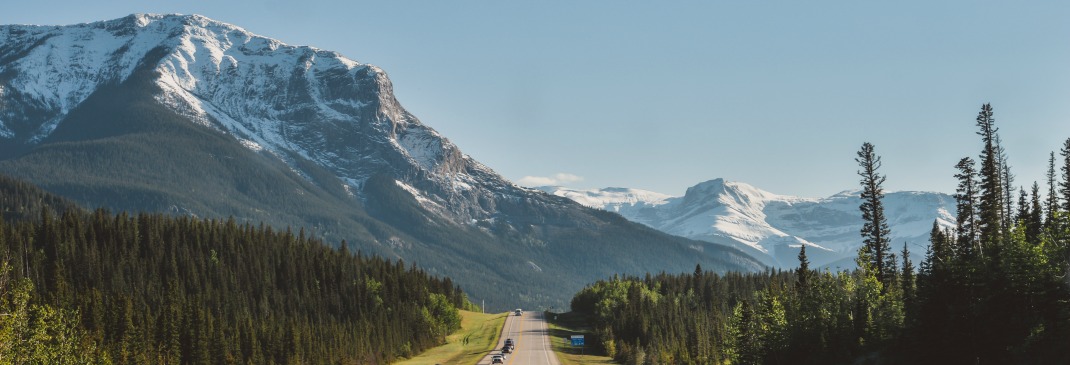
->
[[475, 311, 561, 365]]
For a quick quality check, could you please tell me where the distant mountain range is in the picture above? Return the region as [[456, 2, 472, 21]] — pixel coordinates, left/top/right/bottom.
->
[[539, 178, 956, 268], [0, 14, 762, 310]]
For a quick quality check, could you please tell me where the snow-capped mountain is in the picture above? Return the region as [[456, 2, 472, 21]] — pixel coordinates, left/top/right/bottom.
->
[[541, 179, 956, 268], [0, 14, 763, 310], [0, 13, 506, 221]]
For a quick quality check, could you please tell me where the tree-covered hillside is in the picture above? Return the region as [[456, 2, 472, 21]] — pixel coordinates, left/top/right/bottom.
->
[[0, 176, 472, 364]]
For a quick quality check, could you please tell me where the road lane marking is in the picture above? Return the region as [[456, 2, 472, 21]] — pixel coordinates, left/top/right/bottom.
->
[[506, 312, 526, 365]]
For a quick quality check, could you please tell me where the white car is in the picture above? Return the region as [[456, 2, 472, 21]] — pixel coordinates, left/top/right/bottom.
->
[[491, 355, 504, 364]]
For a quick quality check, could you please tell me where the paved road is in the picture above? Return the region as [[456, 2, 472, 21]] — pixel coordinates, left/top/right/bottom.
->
[[476, 311, 561, 365]]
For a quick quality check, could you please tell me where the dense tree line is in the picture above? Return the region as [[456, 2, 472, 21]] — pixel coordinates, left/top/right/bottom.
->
[[570, 268, 795, 364], [0, 190, 472, 363], [571, 104, 1070, 364], [0, 174, 80, 222]]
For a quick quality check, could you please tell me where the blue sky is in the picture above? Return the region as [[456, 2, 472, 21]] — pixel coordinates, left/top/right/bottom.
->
[[6, 1, 1070, 197]]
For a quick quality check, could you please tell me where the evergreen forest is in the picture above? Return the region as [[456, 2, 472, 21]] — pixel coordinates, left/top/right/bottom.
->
[[0, 174, 472, 364], [569, 104, 1070, 364]]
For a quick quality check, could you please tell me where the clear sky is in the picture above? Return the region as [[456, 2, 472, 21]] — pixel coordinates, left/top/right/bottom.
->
[[6, 1, 1070, 197]]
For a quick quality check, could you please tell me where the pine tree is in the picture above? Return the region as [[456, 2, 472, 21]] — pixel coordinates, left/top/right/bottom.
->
[[795, 245, 811, 291], [922, 221, 951, 276], [975, 103, 1003, 251], [1027, 182, 1043, 244], [900, 242, 916, 323], [903, 241, 920, 329], [1014, 186, 1031, 239], [999, 137, 1015, 235], [1046, 151, 1059, 225], [1016, 186, 1029, 225], [954, 157, 979, 255], [856, 142, 894, 288], [1061, 138, 1070, 212]]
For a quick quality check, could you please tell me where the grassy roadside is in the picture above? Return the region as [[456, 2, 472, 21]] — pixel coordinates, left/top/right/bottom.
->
[[545, 311, 618, 365], [394, 310, 507, 365]]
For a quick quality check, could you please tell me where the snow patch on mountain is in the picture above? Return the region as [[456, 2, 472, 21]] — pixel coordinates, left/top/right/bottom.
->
[[238, 139, 263, 152], [396, 128, 448, 173], [536, 186, 673, 210], [395, 180, 435, 207]]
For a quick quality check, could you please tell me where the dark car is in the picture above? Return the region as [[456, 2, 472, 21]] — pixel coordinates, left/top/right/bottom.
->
[[502, 346, 513, 354]]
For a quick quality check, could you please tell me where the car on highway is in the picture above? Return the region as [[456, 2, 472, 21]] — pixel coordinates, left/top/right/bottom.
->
[[515, 308, 522, 316], [502, 346, 512, 354], [491, 355, 504, 364], [505, 338, 515, 347]]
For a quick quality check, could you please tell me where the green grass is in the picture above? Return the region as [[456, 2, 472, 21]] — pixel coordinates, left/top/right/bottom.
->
[[394, 310, 507, 365], [545, 311, 618, 365]]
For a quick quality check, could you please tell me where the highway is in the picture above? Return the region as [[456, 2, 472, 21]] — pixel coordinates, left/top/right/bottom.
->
[[476, 311, 561, 365]]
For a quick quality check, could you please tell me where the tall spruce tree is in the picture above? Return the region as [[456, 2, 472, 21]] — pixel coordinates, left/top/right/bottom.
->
[[1016, 186, 1029, 225], [795, 245, 811, 291], [1061, 138, 1070, 212], [975, 103, 1004, 251], [954, 157, 979, 255], [1046, 151, 1059, 226], [917, 221, 951, 333], [901, 242, 916, 317], [925, 220, 952, 277], [1027, 182, 1043, 244], [998, 137, 1015, 235], [856, 142, 894, 288]]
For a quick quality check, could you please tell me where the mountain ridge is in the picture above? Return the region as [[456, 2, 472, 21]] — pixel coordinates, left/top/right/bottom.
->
[[2, 13, 489, 214], [540, 178, 956, 268]]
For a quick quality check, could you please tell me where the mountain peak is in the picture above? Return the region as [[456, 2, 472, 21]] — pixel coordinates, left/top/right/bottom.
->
[[113, 13, 255, 38], [682, 178, 782, 205], [1, 14, 508, 222], [695, 177, 726, 186], [0, 13, 374, 140], [685, 178, 726, 195]]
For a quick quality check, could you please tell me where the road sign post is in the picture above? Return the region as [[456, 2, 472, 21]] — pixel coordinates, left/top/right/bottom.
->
[[570, 335, 585, 355]]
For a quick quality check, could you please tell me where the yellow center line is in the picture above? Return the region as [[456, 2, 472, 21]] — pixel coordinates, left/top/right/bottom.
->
[[505, 313, 526, 365]]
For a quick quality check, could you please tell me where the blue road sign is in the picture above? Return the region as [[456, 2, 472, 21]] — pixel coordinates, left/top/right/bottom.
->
[[570, 335, 585, 347]]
